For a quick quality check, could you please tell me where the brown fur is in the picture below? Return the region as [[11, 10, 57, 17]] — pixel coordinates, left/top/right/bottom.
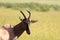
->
[[0, 10, 37, 40]]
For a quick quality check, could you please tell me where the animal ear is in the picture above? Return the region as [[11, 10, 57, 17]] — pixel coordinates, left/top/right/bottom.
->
[[19, 17, 23, 21], [20, 19, 23, 21], [30, 20, 38, 23]]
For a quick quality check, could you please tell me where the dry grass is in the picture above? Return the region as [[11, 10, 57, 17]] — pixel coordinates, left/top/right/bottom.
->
[[0, 7, 60, 40]]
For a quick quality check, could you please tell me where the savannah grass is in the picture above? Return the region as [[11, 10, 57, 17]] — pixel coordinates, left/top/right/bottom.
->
[[0, 8, 60, 40], [0, 3, 60, 12], [0, 2, 60, 40]]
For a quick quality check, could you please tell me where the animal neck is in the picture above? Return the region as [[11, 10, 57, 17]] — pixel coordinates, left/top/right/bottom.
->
[[13, 22, 26, 38]]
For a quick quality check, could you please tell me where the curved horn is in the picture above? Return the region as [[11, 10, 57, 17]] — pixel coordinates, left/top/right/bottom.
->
[[27, 10, 31, 19], [20, 11, 26, 18]]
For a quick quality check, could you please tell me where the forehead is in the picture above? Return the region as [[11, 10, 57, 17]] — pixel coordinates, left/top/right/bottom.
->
[[23, 18, 28, 20], [23, 19, 30, 22]]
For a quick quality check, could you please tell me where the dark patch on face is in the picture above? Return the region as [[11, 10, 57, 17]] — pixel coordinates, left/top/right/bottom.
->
[[25, 23, 30, 35]]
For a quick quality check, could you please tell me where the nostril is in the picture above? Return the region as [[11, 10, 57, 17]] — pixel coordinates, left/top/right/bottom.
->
[[27, 32, 31, 35]]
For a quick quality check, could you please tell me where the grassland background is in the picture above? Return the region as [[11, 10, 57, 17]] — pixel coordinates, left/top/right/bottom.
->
[[0, 7, 60, 40], [0, 3, 60, 12], [0, 0, 60, 40], [0, 0, 60, 5]]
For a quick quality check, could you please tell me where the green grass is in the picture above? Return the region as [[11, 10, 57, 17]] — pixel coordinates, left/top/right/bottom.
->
[[0, 0, 60, 5], [0, 3, 60, 12], [0, 8, 60, 40]]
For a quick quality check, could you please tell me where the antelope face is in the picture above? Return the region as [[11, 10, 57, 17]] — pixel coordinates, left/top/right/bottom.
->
[[21, 18, 30, 34], [19, 10, 37, 35]]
